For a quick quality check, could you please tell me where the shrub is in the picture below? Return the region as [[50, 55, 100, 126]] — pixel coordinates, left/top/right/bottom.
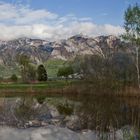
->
[[57, 66, 74, 79], [37, 64, 48, 81], [10, 74, 18, 82]]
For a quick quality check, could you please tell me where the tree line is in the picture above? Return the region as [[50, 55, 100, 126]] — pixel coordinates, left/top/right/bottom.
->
[[11, 54, 48, 83]]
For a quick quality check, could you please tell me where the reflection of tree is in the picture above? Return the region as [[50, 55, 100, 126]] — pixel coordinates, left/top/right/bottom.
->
[[77, 94, 140, 132], [0, 97, 50, 127], [14, 98, 37, 123], [0, 98, 19, 126], [0, 97, 53, 127]]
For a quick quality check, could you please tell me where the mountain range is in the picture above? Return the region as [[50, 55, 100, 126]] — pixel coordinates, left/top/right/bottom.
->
[[0, 35, 132, 67]]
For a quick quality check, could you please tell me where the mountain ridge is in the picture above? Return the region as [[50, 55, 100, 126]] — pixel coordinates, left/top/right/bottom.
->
[[0, 35, 131, 66]]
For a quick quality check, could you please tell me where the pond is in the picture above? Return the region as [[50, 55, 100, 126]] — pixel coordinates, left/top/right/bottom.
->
[[0, 94, 140, 139]]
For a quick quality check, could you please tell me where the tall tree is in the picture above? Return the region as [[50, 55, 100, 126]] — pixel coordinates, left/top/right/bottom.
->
[[17, 54, 36, 82], [27, 65, 36, 81], [17, 54, 30, 82], [37, 64, 48, 81], [123, 4, 140, 88]]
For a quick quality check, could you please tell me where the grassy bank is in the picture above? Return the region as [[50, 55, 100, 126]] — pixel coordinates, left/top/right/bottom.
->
[[0, 79, 140, 98], [0, 80, 80, 97], [0, 81, 67, 89]]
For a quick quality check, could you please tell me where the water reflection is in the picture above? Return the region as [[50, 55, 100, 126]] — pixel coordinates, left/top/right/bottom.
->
[[0, 95, 139, 134], [0, 97, 51, 127], [75, 94, 140, 133]]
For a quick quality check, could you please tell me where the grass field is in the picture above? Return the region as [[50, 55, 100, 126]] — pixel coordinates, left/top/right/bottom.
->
[[0, 58, 79, 97], [0, 65, 20, 78], [45, 59, 67, 78], [0, 80, 69, 90], [0, 80, 80, 97], [0, 59, 67, 78]]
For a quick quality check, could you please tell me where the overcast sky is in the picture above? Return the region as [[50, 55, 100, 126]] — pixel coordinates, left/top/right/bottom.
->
[[0, 0, 139, 40]]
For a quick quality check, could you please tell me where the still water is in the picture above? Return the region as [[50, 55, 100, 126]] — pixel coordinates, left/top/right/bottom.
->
[[0, 94, 139, 139]]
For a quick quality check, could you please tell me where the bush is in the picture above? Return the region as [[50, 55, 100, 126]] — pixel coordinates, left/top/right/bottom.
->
[[37, 64, 48, 81], [10, 74, 18, 82], [57, 66, 74, 79]]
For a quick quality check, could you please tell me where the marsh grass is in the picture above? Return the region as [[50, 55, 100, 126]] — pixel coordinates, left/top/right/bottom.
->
[[61, 80, 140, 135]]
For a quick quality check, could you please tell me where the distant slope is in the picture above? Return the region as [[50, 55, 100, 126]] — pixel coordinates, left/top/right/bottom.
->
[[0, 35, 132, 77], [45, 59, 66, 78], [50, 35, 131, 60], [0, 35, 131, 65]]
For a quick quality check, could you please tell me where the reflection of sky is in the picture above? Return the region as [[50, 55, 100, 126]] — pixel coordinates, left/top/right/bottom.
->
[[0, 126, 81, 140]]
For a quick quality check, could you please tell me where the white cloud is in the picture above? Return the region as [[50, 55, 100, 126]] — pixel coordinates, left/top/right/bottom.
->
[[15, 8, 58, 24], [0, 2, 18, 20], [0, 23, 125, 41], [0, 2, 57, 24], [0, 1, 124, 40]]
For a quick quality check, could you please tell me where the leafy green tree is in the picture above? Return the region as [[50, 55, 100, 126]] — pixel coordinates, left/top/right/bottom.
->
[[17, 54, 30, 82], [57, 66, 74, 79], [123, 4, 140, 87], [17, 54, 36, 82], [37, 64, 48, 81], [18, 54, 30, 67], [10, 74, 18, 82], [27, 65, 36, 81]]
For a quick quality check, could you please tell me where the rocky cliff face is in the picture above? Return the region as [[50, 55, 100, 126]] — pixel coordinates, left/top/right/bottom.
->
[[0, 35, 131, 66], [51, 35, 125, 60], [0, 38, 53, 65]]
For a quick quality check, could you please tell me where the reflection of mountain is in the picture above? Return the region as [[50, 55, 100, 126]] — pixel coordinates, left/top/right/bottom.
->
[[0, 35, 131, 66], [0, 98, 5, 107]]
